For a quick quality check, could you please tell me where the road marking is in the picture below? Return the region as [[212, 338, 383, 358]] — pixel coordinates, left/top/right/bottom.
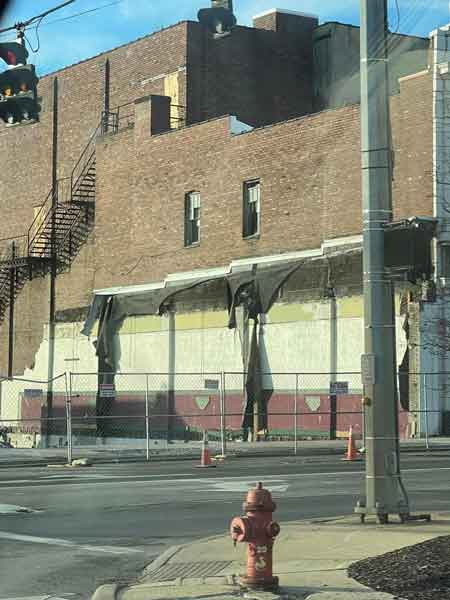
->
[[0, 504, 36, 514], [0, 475, 292, 490], [43, 474, 124, 479], [0, 531, 143, 555], [0, 596, 77, 600], [211, 480, 289, 493], [0, 466, 449, 491]]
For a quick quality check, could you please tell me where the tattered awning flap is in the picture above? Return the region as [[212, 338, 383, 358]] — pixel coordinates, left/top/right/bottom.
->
[[81, 247, 362, 369]]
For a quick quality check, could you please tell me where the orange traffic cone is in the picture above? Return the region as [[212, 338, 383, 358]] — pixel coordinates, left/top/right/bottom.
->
[[196, 430, 216, 468], [343, 426, 360, 461]]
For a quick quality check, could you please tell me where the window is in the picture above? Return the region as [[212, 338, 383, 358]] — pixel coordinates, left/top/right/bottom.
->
[[243, 180, 260, 238], [185, 191, 201, 246]]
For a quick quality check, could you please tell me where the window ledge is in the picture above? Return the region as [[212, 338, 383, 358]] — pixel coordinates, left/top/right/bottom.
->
[[184, 242, 201, 249], [243, 234, 260, 241]]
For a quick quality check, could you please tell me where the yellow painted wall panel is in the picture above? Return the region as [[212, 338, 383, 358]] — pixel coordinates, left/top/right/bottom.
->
[[268, 303, 314, 323], [338, 296, 363, 318], [164, 71, 180, 128]]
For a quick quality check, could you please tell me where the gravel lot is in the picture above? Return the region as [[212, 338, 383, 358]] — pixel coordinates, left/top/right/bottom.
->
[[349, 535, 450, 600]]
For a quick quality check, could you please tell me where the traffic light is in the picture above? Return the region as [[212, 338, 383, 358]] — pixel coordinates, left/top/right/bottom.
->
[[0, 64, 39, 125], [198, 1, 236, 36], [0, 41, 28, 66]]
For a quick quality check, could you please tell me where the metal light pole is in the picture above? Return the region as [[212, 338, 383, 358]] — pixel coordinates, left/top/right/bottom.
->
[[356, 0, 409, 523]]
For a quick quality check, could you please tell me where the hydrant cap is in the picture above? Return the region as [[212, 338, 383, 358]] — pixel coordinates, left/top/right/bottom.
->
[[245, 482, 276, 511], [230, 516, 250, 543]]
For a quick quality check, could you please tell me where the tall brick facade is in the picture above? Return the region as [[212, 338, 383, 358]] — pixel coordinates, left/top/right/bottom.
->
[[92, 71, 432, 292], [0, 9, 435, 375]]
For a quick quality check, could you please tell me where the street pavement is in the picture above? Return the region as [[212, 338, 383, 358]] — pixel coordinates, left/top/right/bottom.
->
[[1, 436, 450, 468], [96, 513, 450, 600], [0, 453, 450, 599]]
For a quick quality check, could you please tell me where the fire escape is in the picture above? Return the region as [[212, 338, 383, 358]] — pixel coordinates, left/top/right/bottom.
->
[[0, 115, 103, 352], [0, 100, 182, 375]]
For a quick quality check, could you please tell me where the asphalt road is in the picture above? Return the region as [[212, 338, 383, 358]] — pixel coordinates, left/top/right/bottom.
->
[[0, 452, 450, 599]]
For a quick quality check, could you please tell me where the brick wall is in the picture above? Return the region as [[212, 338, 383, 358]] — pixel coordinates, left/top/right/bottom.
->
[[0, 23, 192, 373], [0, 30, 433, 374], [91, 71, 433, 292], [186, 18, 317, 127], [91, 104, 363, 290]]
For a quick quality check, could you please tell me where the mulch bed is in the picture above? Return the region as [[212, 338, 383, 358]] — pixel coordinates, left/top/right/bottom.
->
[[348, 536, 450, 600]]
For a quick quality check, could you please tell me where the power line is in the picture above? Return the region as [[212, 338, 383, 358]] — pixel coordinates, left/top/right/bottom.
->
[[34, 0, 124, 29], [0, 0, 124, 40], [0, 0, 77, 34]]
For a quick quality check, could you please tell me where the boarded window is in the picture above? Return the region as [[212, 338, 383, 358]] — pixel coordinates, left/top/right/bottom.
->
[[243, 180, 260, 238], [185, 191, 201, 246]]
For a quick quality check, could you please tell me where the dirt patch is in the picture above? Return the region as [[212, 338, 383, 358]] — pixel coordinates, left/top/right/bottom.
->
[[348, 535, 450, 600]]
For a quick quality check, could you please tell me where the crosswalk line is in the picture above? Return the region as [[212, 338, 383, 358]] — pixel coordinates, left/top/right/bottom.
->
[[0, 531, 143, 555], [211, 480, 289, 493], [0, 504, 36, 514], [0, 596, 76, 600]]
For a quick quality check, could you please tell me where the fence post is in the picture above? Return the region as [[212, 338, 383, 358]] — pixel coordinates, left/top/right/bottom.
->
[[66, 372, 73, 465], [294, 374, 298, 456], [362, 397, 366, 451], [424, 373, 430, 451], [220, 371, 226, 457], [145, 374, 150, 462]]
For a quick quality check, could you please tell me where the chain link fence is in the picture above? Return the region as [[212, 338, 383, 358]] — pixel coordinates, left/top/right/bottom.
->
[[0, 373, 69, 450], [68, 372, 225, 461], [1, 371, 450, 462]]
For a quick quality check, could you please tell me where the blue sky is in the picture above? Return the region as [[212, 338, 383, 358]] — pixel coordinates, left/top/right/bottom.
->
[[0, 0, 448, 75]]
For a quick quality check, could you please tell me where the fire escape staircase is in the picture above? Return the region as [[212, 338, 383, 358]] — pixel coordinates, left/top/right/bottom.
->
[[0, 117, 103, 324]]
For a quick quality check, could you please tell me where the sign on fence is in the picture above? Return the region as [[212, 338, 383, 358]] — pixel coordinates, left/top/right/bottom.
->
[[330, 381, 349, 395], [24, 389, 43, 399], [99, 384, 115, 398], [204, 379, 219, 390]]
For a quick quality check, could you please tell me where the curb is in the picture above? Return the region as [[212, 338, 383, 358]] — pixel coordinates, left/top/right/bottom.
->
[[142, 545, 183, 577], [134, 575, 238, 588], [0, 443, 448, 469], [91, 583, 120, 600], [304, 593, 396, 599]]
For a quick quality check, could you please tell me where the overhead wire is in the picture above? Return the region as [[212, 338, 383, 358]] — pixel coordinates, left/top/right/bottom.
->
[[24, 15, 44, 53], [33, 0, 124, 29], [0, 0, 124, 40]]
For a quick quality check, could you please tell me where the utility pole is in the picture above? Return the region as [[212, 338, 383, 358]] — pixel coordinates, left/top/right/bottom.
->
[[45, 76, 58, 448], [7, 241, 16, 379], [355, 0, 409, 523]]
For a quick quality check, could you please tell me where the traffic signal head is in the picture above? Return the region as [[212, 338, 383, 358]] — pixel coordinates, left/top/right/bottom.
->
[[198, 2, 237, 36], [0, 41, 28, 66], [0, 64, 39, 125]]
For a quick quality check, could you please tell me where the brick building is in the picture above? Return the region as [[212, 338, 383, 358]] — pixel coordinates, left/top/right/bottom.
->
[[0, 4, 447, 444]]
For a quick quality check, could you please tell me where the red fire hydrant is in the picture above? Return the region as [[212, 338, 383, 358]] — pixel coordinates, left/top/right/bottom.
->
[[230, 482, 280, 591]]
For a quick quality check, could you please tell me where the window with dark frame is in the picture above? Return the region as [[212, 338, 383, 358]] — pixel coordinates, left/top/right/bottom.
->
[[184, 191, 201, 246], [243, 180, 260, 238]]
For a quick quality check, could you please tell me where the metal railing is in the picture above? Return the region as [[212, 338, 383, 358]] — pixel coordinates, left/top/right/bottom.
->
[[101, 102, 135, 135], [0, 235, 28, 264]]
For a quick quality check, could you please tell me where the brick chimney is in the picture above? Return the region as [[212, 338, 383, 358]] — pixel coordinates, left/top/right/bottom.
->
[[134, 95, 171, 139], [253, 8, 318, 35]]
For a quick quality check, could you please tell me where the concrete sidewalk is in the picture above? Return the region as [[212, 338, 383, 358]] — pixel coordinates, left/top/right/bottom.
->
[[1, 436, 450, 468], [92, 512, 450, 600]]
